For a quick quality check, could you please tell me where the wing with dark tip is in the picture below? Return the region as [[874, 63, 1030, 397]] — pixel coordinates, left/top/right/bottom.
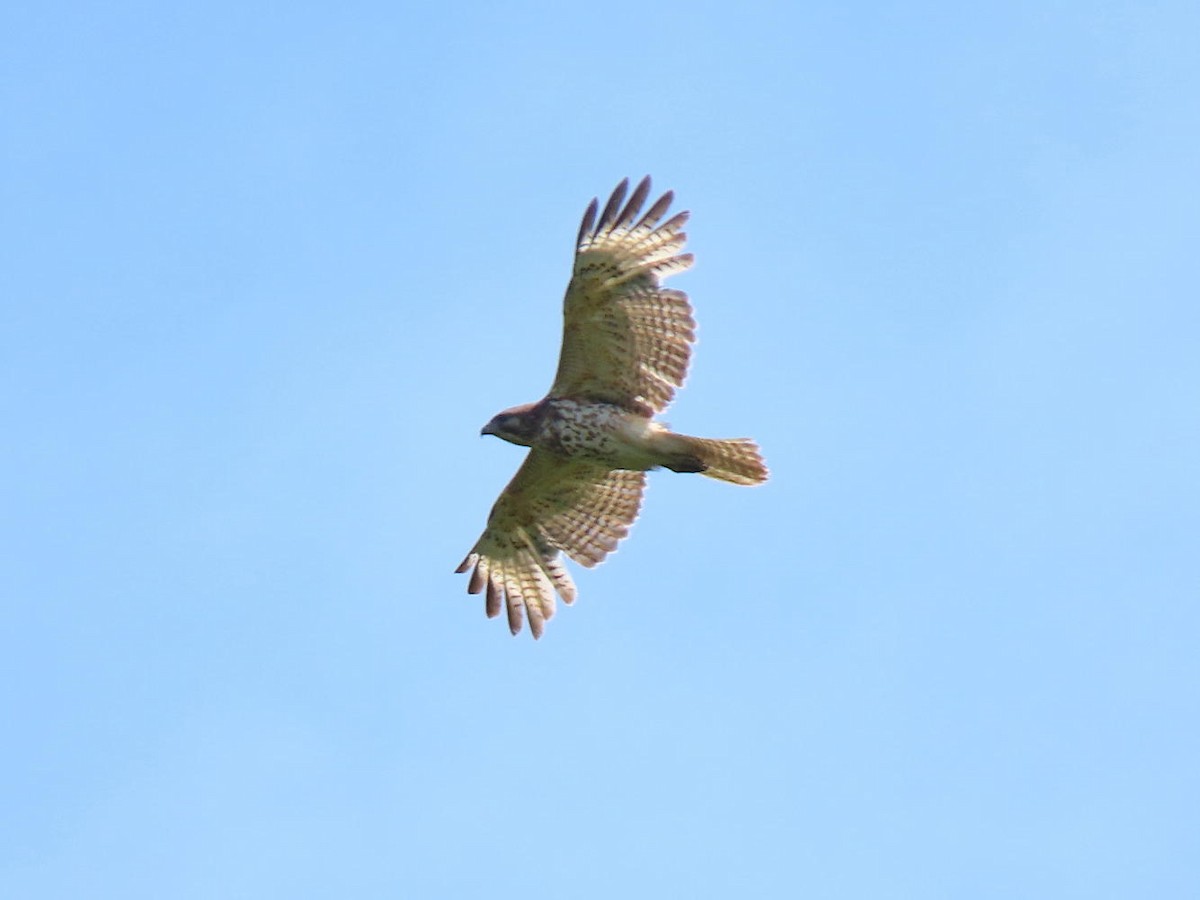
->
[[551, 176, 696, 417], [456, 450, 645, 638]]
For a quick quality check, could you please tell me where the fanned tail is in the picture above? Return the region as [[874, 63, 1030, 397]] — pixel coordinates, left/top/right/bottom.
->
[[660, 434, 769, 485]]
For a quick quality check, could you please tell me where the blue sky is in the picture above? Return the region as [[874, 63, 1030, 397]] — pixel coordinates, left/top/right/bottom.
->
[[3, 1, 1198, 896]]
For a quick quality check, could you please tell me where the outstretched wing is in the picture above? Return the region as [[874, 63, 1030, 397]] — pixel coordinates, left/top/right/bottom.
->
[[456, 450, 646, 638], [549, 176, 696, 417]]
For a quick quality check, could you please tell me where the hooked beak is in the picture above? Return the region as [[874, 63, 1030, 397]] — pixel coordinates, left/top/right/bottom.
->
[[480, 421, 497, 437]]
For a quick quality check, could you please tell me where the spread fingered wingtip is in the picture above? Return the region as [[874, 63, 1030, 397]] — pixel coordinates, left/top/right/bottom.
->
[[595, 177, 630, 236], [635, 190, 674, 231], [614, 176, 651, 230], [576, 197, 598, 248], [579, 176, 684, 249]]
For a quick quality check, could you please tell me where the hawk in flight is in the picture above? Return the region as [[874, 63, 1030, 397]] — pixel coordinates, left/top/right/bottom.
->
[[456, 177, 768, 637]]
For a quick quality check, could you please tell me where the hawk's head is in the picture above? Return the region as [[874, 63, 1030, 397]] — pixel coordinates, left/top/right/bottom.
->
[[481, 402, 541, 447]]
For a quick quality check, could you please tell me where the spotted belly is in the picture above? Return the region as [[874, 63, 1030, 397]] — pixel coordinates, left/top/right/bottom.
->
[[535, 399, 656, 468]]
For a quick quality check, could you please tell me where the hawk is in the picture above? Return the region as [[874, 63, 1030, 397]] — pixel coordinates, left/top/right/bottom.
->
[[456, 177, 768, 637]]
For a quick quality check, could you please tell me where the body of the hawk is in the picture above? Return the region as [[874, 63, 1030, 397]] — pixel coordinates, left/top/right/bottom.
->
[[456, 177, 768, 638]]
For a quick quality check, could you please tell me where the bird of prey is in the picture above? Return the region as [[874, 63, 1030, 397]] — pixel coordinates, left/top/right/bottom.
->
[[456, 177, 767, 638]]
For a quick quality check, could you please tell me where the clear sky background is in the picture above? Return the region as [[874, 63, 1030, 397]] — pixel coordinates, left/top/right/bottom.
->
[[3, 2, 1198, 897]]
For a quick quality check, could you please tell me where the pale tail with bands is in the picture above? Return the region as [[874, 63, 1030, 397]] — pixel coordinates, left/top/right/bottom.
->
[[661, 434, 769, 485]]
